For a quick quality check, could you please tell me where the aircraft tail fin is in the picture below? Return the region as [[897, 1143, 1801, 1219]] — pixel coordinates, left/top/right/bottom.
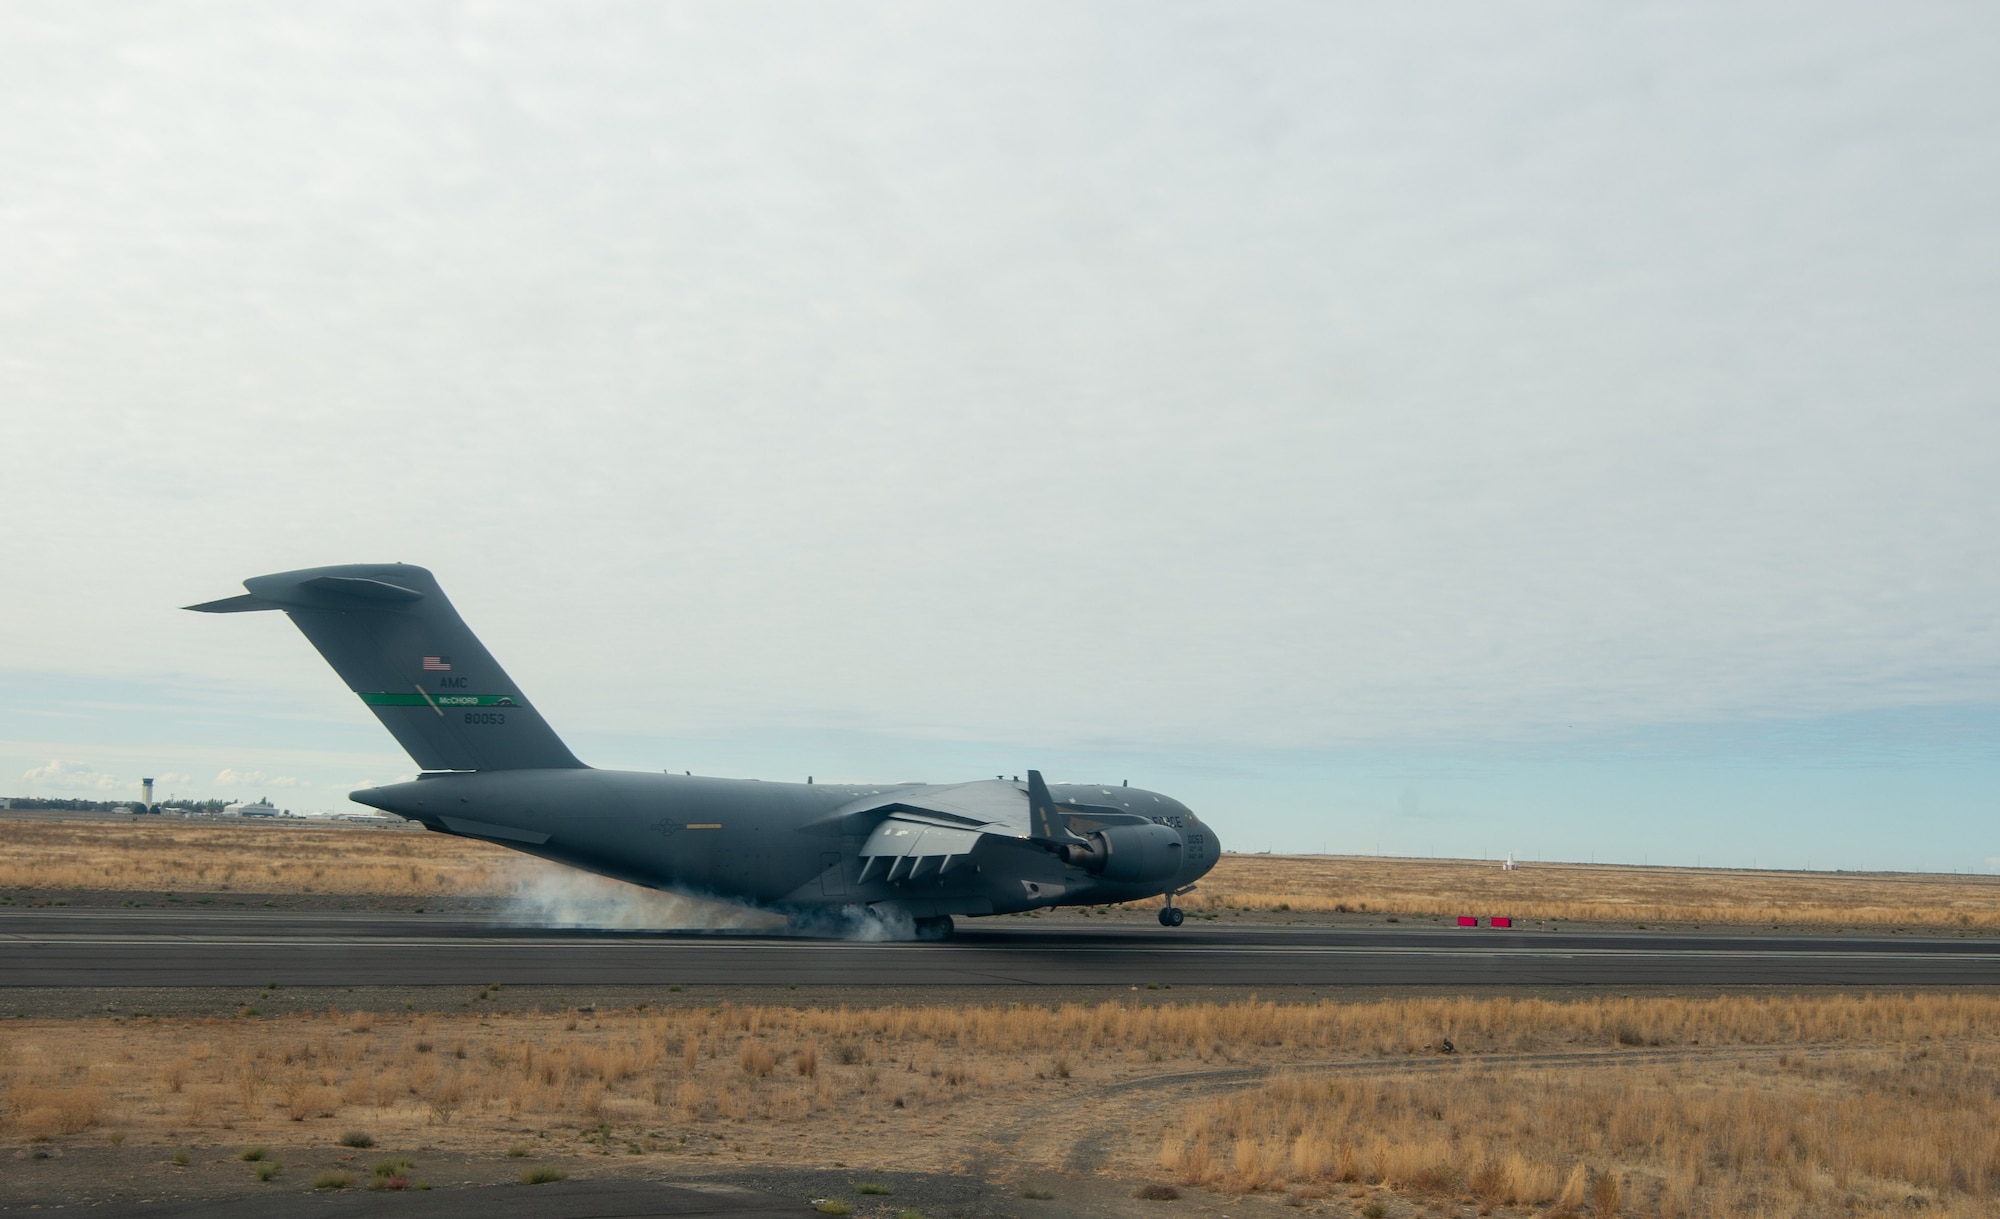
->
[[187, 564, 586, 772], [1026, 770, 1085, 845]]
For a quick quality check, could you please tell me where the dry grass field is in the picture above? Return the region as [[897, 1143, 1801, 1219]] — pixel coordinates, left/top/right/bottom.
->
[[5, 814, 1999, 929], [1191, 853, 2000, 930], [0, 816, 513, 898], [6, 993, 2000, 1216]]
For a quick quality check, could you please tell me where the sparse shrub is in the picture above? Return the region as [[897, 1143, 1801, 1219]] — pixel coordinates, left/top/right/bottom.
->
[[254, 1161, 281, 1182], [1134, 1184, 1180, 1201], [507, 1144, 530, 1157], [1361, 1202, 1386, 1219], [796, 1043, 818, 1077], [738, 1042, 777, 1077], [854, 1182, 892, 1195], [1021, 1188, 1055, 1200], [426, 1082, 464, 1125], [11, 1083, 106, 1140], [833, 1041, 865, 1065], [283, 1083, 339, 1121], [1554, 1162, 1590, 1215], [1502, 1154, 1561, 1205], [239, 1145, 268, 1161], [1469, 1156, 1506, 1204], [1589, 1170, 1622, 1215], [339, 1130, 374, 1148], [157, 1059, 189, 1093], [372, 1157, 415, 1179], [313, 1171, 353, 1190], [172, 1149, 191, 1166], [520, 1166, 567, 1184], [815, 1202, 851, 1215]]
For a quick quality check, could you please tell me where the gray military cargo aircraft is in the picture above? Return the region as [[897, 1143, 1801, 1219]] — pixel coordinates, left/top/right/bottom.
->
[[189, 564, 1220, 936]]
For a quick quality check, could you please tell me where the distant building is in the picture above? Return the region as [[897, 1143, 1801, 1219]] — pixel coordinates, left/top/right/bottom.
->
[[224, 798, 281, 817]]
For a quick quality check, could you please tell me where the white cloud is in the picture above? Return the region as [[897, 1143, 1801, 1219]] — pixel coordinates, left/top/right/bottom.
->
[[2, 5, 1998, 756], [1, 743, 410, 805], [21, 759, 126, 793], [210, 771, 305, 796]]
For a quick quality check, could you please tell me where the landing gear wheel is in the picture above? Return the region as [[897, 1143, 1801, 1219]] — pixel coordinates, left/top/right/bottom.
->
[[1158, 907, 1184, 927], [913, 915, 955, 940]]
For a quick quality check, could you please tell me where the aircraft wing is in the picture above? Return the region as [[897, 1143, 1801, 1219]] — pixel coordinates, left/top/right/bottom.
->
[[819, 777, 1052, 883], [819, 772, 1139, 882]]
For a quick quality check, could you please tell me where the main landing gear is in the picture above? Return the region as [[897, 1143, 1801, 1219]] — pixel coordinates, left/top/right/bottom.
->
[[1158, 903, 1184, 927], [913, 915, 955, 940]]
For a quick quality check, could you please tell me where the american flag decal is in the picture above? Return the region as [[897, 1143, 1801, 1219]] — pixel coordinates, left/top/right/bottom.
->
[[422, 656, 451, 671]]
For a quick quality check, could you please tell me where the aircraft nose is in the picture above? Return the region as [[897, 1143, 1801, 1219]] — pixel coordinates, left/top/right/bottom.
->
[[1191, 817, 1220, 875]]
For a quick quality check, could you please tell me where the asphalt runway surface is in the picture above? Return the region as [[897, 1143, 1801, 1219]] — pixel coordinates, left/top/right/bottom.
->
[[75, 1180, 805, 1219], [5, 907, 1999, 988]]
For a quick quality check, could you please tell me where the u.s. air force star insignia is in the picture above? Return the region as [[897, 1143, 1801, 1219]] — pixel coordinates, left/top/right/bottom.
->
[[649, 818, 676, 836]]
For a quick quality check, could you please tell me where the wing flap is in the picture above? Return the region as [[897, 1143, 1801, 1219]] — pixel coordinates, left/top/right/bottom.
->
[[856, 816, 986, 883]]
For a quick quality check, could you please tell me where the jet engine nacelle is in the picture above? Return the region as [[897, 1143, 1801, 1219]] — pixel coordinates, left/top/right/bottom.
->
[[1062, 822, 1183, 884]]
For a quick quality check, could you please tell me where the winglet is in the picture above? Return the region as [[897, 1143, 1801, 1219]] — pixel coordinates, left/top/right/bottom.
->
[[1027, 770, 1084, 845]]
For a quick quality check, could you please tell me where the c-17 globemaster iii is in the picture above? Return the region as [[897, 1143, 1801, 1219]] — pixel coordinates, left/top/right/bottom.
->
[[189, 564, 1221, 936]]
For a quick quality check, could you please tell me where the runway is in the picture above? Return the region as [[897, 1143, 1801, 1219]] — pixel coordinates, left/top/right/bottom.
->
[[4, 907, 1998, 988]]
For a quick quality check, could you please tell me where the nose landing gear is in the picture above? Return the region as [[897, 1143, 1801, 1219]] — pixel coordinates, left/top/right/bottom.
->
[[1158, 907, 1184, 927]]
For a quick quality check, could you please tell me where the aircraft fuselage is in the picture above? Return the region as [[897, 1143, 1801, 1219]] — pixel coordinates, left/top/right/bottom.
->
[[354, 769, 1219, 919]]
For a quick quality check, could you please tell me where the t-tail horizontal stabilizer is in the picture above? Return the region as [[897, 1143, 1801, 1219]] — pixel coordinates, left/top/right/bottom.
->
[[185, 563, 586, 773]]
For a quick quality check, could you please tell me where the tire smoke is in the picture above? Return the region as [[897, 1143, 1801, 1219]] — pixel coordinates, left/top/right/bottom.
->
[[501, 860, 782, 932]]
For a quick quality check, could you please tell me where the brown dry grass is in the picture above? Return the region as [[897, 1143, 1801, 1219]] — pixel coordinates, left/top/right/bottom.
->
[[7, 816, 2000, 929], [1168, 1050, 2000, 1216], [6, 994, 2000, 1216], [0, 817, 514, 897], [1193, 854, 2000, 929]]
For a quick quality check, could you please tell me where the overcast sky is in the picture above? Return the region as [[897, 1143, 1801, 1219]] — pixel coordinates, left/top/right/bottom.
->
[[4, 2, 1998, 870]]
